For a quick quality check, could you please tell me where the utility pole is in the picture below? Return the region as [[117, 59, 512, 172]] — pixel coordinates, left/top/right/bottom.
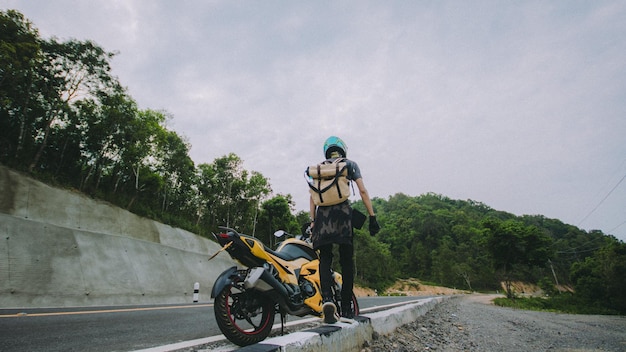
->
[[548, 259, 559, 287]]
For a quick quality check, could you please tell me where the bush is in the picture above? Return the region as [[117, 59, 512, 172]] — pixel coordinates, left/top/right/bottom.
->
[[494, 293, 621, 315]]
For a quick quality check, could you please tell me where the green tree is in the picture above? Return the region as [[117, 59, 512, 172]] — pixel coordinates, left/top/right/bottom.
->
[[152, 128, 195, 219], [195, 154, 272, 236], [450, 224, 494, 290], [75, 87, 138, 194], [484, 218, 553, 298], [1, 10, 41, 166], [354, 231, 397, 292], [570, 240, 626, 314], [256, 195, 298, 247], [109, 108, 165, 198], [29, 37, 116, 173]]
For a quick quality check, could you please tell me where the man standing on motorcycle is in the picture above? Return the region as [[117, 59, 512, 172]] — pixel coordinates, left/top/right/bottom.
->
[[308, 136, 380, 323]]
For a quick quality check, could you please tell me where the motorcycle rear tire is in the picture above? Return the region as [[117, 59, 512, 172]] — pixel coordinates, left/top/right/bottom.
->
[[351, 293, 360, 315], [214, 284, 276, 346], [340, 293, 360, 317]]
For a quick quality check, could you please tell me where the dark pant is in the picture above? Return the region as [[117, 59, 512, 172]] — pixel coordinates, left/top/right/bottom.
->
[[318, 243, 354, 309]]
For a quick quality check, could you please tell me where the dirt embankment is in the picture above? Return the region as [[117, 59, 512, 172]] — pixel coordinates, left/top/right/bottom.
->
[[355, 278, 469, 297], [355, 279, 573, 298]]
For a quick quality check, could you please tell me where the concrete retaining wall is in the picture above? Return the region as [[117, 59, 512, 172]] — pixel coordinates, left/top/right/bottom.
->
[[0, 166, 235, 308]]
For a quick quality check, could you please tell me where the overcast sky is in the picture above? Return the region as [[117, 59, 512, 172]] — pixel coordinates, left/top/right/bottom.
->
[[7, 1, 626, 242]]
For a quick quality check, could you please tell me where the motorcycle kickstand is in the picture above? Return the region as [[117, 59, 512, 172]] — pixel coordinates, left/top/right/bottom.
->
[[280, 312, 287, 335]]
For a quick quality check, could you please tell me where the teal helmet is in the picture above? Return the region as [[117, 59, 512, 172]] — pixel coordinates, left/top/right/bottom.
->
[[323, 136, 347, 159]]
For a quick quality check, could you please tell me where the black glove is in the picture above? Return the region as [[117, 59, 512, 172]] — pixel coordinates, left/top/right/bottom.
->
[[301, 222, 311, 236], [369, 216, 380, 236]]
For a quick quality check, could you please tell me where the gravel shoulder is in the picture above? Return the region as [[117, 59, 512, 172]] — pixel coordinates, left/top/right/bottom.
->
[[363, 294, 626, 352]]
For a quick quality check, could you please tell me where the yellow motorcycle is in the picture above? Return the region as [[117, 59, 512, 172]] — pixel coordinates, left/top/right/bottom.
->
[[210, 226, 359, 346]]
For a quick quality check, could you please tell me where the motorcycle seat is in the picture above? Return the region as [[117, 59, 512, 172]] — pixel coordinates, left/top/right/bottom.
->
[[267, 244, 316, 262]]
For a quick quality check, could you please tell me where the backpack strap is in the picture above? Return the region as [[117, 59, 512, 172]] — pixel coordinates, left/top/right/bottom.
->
[[316, 163, 323, 203]]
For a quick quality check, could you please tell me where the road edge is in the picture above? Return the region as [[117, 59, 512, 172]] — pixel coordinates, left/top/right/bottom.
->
[[233, 296, 448, 352], [132, 296, 449, 352]]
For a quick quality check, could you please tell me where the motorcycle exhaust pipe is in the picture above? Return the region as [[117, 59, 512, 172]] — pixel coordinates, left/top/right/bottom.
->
[[244, 267, 276, 292], [244, 267, 302, 311]]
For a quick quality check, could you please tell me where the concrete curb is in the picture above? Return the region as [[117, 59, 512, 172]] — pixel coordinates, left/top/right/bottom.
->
[[233, 296, 447, 352]]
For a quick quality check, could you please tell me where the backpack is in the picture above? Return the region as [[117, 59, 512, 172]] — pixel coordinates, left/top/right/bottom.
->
[[307, 158, 351, 206]]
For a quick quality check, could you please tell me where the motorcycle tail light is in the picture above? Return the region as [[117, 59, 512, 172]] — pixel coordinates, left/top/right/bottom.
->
[[217, 233, 231, 239]]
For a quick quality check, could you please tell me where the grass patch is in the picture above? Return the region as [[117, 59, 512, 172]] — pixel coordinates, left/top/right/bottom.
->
[[494, 294, 620, 315], [494, 296, 560, 312]]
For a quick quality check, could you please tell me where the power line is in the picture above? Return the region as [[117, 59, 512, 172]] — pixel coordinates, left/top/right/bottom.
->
[[556, 246, 603, 255], [608, 220, 626, 233], [578, 173, 626, 227]]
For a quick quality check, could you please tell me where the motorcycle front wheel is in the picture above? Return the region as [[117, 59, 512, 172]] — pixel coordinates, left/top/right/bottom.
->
[[214, 284, 276, 346]]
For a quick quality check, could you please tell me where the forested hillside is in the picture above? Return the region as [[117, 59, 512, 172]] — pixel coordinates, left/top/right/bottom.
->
[[2, 10, 624, 314], [350, 193, 626, 314]]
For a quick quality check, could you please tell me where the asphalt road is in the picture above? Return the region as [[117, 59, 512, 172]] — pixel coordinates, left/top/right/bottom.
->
[[0, 296, 423, 352]]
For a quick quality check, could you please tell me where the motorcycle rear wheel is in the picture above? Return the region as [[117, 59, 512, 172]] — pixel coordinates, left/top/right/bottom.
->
[[351, 293, 360, 315], [214, 284, 276, 346]]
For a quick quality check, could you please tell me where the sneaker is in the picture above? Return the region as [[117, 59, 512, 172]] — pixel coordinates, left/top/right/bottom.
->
[[322, 301, 339, 324], [341, 307, 354, 319], [340, 316, 355, 323]]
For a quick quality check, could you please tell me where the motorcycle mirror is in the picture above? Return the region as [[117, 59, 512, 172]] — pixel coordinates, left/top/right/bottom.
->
[[273, 230, 286, 238]]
